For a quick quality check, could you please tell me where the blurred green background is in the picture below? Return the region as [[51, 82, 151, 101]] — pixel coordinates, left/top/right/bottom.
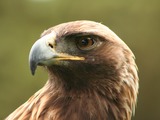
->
[[0, 0, 159, 119]]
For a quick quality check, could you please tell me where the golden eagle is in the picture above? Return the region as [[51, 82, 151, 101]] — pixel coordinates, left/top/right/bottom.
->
[[6, 20, 139, 120]]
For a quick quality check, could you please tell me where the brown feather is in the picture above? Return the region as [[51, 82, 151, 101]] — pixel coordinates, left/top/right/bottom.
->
[[6, 20, 138, 120]]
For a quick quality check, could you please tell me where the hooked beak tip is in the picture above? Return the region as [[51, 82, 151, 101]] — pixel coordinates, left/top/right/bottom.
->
[[30, 61, 37, 76], [31, 68, 35, 76]]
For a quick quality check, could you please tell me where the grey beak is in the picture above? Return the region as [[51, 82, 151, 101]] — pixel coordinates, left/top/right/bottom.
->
[[29, 32, 85, 75], [29, 32, 57, 75]]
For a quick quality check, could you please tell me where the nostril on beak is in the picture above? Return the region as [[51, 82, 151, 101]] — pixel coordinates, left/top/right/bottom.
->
[[48, 43, 53, 48], [44, 32, 56, 49], [47, 39, 55, 49]]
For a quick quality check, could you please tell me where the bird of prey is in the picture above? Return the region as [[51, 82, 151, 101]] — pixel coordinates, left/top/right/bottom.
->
[[6, 20, 139, 120]]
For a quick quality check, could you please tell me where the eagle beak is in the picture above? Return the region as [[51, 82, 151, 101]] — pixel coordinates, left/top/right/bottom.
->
[[29, 32, 84, 75]]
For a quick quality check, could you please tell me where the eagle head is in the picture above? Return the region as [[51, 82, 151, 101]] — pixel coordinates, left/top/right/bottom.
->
[[7, 20, 139, 120]]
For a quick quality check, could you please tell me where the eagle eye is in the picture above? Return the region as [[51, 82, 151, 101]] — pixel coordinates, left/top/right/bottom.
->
[[76, 36, 97, 50]]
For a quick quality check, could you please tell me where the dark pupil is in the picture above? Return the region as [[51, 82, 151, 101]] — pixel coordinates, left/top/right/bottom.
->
[[81, 39, 89, 46]]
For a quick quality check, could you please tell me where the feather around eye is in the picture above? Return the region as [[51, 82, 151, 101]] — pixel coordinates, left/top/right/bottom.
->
[[76, 36, 97, 50]]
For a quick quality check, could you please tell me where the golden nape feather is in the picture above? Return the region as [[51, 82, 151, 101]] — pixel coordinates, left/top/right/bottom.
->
[[6, 20, 138, 120]]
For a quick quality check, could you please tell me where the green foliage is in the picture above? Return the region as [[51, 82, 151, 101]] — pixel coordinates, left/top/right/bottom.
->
[[0, 0, 160, 119]]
